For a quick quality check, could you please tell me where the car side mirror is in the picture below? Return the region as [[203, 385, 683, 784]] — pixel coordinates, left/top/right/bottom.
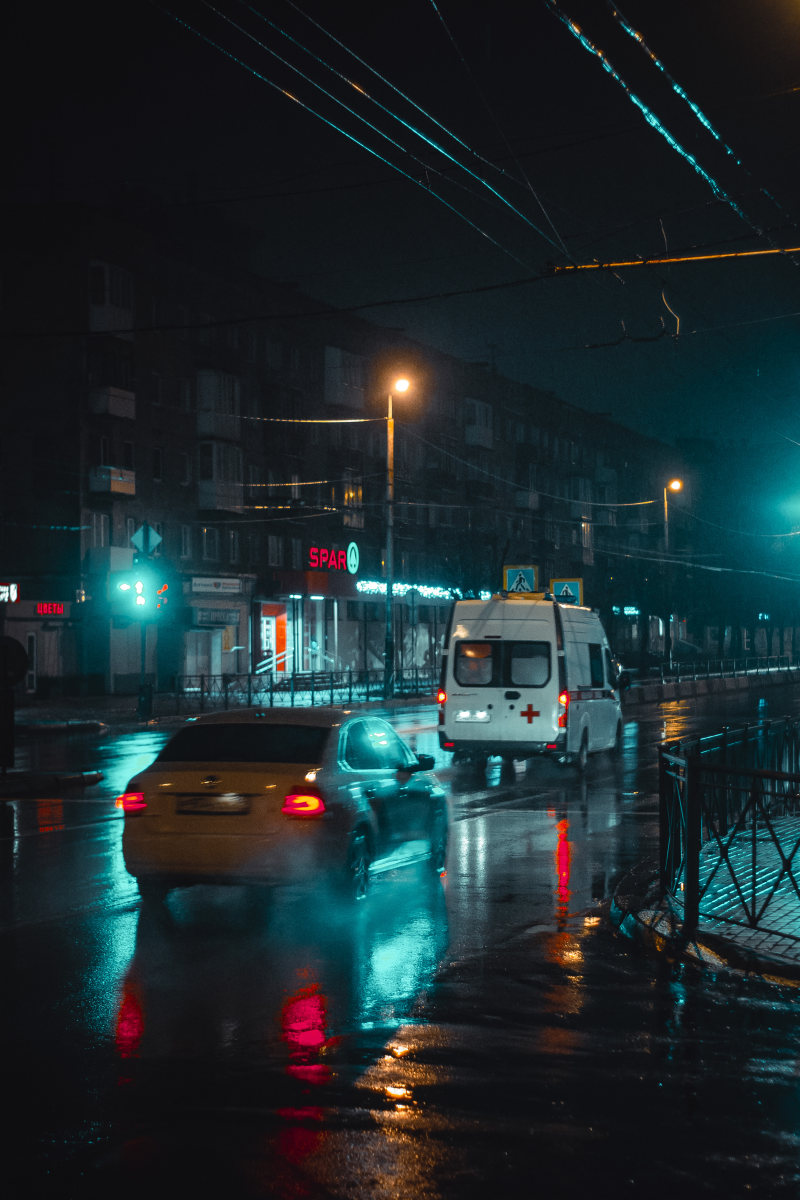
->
[[397, 753, 435, 776]]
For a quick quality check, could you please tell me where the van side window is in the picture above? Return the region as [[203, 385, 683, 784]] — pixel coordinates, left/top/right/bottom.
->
[[588, 643, 604, 688], [604, 648, 615, 687], [508, 642, 550, 687], [454, 642, 495, 686]]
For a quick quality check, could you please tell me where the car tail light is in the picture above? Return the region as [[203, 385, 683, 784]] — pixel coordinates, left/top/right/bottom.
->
[[558, 690, 570, 728], [282, 790, 327, 818], [115, 792, 147, 813]]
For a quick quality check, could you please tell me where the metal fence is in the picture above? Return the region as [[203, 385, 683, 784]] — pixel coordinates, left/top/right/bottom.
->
[[638, 654, 795, 687], [172, 667, 438, 712], [659, 718, 800, 940]]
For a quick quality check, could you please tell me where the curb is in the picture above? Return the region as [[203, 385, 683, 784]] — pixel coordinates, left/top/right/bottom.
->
[[0, 770, 105, 799], [610, 861, 800, 988]]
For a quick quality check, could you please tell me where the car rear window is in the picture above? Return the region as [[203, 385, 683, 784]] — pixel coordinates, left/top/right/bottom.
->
[[157, 723, 331, 763]]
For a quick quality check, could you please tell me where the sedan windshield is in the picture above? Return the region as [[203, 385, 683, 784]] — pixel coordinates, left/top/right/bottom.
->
[[157, 723, 331, 764]]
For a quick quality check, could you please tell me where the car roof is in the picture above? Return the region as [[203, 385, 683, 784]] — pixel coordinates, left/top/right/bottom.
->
[[185, 706, 359, 729]]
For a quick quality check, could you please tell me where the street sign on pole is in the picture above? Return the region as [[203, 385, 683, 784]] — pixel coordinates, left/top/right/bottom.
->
[[131, 523, 162, 556]]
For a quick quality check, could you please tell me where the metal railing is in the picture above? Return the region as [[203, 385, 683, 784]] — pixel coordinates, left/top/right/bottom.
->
[[633, 654, 796, 687], [659, 718, 800, 940], [174, 666, 438, 711]]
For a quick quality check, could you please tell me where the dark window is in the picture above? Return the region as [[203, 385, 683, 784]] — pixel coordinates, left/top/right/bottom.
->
[[588, 643, 604, 688], [89, 265, 105, 305], [157, 723, 330, 763], [199, 443, 214, 480]]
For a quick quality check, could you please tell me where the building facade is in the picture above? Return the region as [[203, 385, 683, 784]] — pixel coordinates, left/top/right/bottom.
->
[[2, 201, 704, 696]]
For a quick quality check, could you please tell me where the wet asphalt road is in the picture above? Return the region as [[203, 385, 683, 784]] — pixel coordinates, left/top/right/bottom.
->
[[4, 688, 800, 1197]]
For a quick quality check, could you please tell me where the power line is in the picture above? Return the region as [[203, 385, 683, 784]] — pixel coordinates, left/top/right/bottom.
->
[[553, 245, 800, 273]]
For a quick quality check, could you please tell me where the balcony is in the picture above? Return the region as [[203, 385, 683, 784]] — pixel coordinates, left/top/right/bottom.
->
[[515, 490, 539, 510], [89, 386, 136, 420], [196, 410, 241, 440], [197, 479, 244, 513], [86, 546, 134, 574], [88, 466, 135, 495], [464, 424, 493, 449]]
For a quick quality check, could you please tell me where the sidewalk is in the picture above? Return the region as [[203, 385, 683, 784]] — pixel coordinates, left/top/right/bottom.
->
[[611, 830, 800, 988]]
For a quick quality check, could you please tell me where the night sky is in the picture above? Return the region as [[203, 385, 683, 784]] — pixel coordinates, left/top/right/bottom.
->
[[5, 0, 800, 446]]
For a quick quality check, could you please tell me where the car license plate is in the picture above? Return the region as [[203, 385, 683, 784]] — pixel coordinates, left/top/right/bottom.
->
[[176, 794, 251, 815]]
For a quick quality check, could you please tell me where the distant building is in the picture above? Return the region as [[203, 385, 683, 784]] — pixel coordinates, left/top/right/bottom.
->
[[1, 201, 689, 695]]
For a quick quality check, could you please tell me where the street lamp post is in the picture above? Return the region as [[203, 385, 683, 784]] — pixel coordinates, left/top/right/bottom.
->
[[663, 478, 683, 666], [384, 377, 410, 699], [663, 478, 682, 554]]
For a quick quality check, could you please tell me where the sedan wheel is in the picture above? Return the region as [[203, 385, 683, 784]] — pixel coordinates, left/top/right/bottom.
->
[[346, 831, 371, 902]]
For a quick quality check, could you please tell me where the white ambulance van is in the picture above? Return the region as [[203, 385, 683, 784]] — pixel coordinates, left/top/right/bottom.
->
[[438, 593, 623, 769]]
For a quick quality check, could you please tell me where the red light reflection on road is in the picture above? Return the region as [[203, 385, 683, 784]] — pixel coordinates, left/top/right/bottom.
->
[[35, 799, 65, 833], [278, 982, 334, 1161], [555, 818, 572, 909], [115, 981, 144, 1060]]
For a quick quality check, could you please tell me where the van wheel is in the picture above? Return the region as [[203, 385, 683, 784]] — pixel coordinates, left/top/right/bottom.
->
[[574, 731, 589, 772], [612, 721, 623, 754], [470, 752, 488, 777]]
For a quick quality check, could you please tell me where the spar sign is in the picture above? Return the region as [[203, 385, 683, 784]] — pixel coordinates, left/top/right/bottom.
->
[[308, 541, 360, 575]]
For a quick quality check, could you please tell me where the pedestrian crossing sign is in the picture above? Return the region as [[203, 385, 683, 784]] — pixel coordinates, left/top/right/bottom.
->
[[550, 578, 583, 605], [503, 565, 538, 593]]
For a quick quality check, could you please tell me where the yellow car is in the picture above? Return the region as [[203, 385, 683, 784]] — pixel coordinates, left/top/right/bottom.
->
[[116, 707, 448, 904]]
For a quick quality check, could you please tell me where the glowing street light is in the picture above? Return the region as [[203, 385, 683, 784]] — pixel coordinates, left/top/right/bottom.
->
[[385, 376, 410, 699], [664, 478, 682, 552]]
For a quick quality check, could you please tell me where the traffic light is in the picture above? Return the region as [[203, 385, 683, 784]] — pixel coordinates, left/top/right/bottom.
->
[[109, 569, 169, 617]]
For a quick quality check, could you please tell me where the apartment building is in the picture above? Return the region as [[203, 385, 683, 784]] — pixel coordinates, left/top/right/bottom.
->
[[0, 201, 685, 694]]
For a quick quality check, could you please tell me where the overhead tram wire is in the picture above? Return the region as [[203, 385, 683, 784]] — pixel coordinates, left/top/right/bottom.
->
[[424, 0, 571, 262], [606, 2, 800, 244], [284, 0, 543, 191], [158, 2, 541, 274], [545, 1, 789, 257], [225, 0, 568, 258]]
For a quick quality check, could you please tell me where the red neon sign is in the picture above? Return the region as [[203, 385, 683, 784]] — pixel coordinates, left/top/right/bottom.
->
[[308, 546, 347, 570], [37, 602, 64, 615]]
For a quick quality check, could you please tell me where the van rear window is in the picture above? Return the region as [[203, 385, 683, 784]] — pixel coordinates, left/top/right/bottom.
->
[[509, 642, 551, 687], [454, 641, 551, 688], [454, 642, 495, 686]]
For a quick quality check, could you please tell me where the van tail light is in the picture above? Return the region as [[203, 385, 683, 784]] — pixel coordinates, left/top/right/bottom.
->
[[437, 688, 446, 706], [282, 790, 327, 818], [115, 792, 147, 813], [558, 690, 570, 728]]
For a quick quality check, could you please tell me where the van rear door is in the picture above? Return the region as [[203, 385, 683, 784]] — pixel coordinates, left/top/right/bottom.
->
[[449, 633, 559, 752]]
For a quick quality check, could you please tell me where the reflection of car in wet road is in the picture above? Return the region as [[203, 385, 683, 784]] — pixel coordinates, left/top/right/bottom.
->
[[116, 707, 448, 903]]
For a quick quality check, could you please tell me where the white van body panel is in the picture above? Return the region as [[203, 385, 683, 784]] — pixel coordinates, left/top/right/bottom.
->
[[438, 595, 622, 764]]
